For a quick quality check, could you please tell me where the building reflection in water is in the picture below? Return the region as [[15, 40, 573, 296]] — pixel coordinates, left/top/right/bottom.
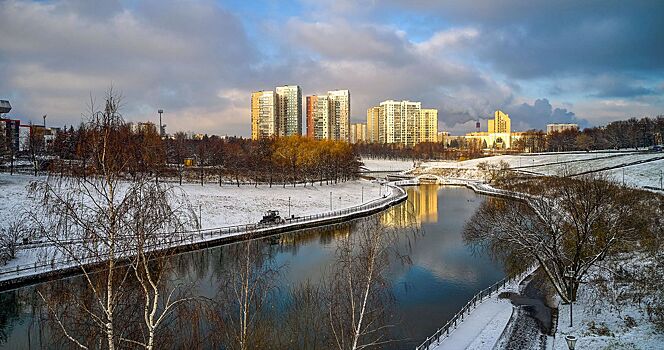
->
[[381, 185, 439, 228]]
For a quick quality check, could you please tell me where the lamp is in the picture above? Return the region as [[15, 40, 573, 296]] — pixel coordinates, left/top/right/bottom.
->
[[565, 335, 577, 350]]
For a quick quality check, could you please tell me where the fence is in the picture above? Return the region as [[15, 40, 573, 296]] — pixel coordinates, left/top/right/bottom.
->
[[0, 182, 408, 282], [415, 266, 536, 350]]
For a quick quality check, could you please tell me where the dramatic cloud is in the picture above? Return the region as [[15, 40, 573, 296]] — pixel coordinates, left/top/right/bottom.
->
[[506, 99, 585, 131], [0, 0, 257, 135], [1, 0, 662, 136]]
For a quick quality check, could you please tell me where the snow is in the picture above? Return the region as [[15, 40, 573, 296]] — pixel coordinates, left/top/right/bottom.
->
[[360, 158, 415, 172], [179, 179, 384, 228], [0, 173, 384, 230], [551, 265, 664, 350], [0, 172, 401, 283], [417, 151, 664, 190], [433, 297, 514, 350], [421, 266, 539, 350]]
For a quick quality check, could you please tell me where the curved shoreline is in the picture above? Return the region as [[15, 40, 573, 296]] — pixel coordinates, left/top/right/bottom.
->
[[0, 182, 409, 292]]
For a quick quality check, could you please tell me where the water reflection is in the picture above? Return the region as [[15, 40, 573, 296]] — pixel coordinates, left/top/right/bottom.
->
[[0, 185, 504, 349]]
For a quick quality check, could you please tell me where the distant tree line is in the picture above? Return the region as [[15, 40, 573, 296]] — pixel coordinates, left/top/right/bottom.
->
[[35, 126, 361, 186], [355, 141, 484, 161], [355, 115, 664, 158], [513, 116, 664, 153]]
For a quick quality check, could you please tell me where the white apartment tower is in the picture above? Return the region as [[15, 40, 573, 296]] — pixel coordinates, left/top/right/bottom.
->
[[275, 85, 302, 137], [368, 100, 437, 146], [380, 100, 422, 147], [328, 90, 350, 142], [305, 89, 351, 142]]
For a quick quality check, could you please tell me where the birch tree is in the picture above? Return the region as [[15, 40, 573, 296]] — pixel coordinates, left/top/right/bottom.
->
[[326, 218, 404, 350], [29, 89, 198, 349]]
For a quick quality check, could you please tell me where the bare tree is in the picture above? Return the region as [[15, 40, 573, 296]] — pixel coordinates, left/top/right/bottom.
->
[[326, 218, 404, 350], [208, 237, 281, 350], [28, 89, 198, 349], [0, 221, 26, 265], [464, 175, 645, 304]]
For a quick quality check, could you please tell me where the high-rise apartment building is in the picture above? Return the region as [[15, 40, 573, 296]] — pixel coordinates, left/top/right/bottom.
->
[[380, 100, 422, 147], [305, 95, 317, 138], [305, 90, 351, 142], [366, 106, 382, 143], [275, 85, 302, 137], [328, 90, 350, 142], [313, 95, 332, 139], [419, 109, 438, 143], [251, 90, 277, 140], [251, 85, 302, 139], [366, 100, 437, 147], [464, 110, 513, 148], [350, 123, 367, 144], [488, 110, 511, 134]]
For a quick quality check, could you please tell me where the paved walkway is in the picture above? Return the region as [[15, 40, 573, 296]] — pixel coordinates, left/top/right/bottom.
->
[[432, 296, 514, 350]]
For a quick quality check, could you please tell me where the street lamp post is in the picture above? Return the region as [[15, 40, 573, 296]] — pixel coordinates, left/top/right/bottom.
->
[[330, 191, 332, 211], [564, 267, 575, 327], [288, 196, 291, 218], [158, 109, 164, 138], [361, 186, 364, 203]]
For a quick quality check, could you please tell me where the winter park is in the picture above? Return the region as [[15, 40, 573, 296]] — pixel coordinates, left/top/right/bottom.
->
[[1, 1, 664, 349]]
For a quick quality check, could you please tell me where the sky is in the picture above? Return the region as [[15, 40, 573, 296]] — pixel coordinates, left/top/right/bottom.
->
[[1, 0, 663, 136]]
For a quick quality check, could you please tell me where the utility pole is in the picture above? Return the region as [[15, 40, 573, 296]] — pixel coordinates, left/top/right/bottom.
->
[[158, 109, 164, 138], [288, 196, 291, 217], [660, 169, 662, 190], [361, 186, 364, 203], [330, 191, 332, 211]]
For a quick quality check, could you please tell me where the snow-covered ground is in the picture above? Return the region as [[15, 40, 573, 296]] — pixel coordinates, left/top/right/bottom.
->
[[360, 158, 415, 172], [434, 297, 513, 350], [0, 173, 384, 231], [552, 275, 664, 349], [417, 151, 664, 190], [422, 266, 538, 350]]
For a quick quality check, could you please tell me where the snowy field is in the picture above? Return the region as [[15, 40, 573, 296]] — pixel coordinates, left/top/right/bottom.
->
[[360, 158, 415, 172], [418, 151, 664, 189], [552, 265, 664, 350], [0, 173, 384, 231]]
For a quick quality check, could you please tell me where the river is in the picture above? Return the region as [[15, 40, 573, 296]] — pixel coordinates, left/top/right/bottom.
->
[[0, 184, 504, 349]]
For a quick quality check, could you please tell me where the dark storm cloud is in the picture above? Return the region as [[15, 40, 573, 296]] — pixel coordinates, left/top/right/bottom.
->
[[0, 0, 259, 135], [377, 0, 664, 79], [1, 0, 661, 136], [506, 98, 586, 130]]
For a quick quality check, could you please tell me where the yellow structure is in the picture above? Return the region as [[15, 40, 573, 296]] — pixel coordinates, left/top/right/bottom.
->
[[464, 110, 512, 149], [251, 90, 277, 140], [366, 106, 381, 143], [350, 123, 367, 143], [488, 110, 511, 134], [419, 109, 438, 143]]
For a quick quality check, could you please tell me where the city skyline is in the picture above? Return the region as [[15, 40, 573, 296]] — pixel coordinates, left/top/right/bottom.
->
[[1, 1, 663, 137]]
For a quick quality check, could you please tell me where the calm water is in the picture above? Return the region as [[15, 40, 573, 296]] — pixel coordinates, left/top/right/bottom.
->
[[0, 185, 504, 349]]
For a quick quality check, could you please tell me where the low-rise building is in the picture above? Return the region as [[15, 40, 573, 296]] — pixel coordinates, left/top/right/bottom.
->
[[546, 123, 578, 134]]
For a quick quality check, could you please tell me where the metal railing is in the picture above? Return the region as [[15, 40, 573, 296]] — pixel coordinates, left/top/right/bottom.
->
[[0, 183, 408, 281], [415, 266, 536, 350]]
